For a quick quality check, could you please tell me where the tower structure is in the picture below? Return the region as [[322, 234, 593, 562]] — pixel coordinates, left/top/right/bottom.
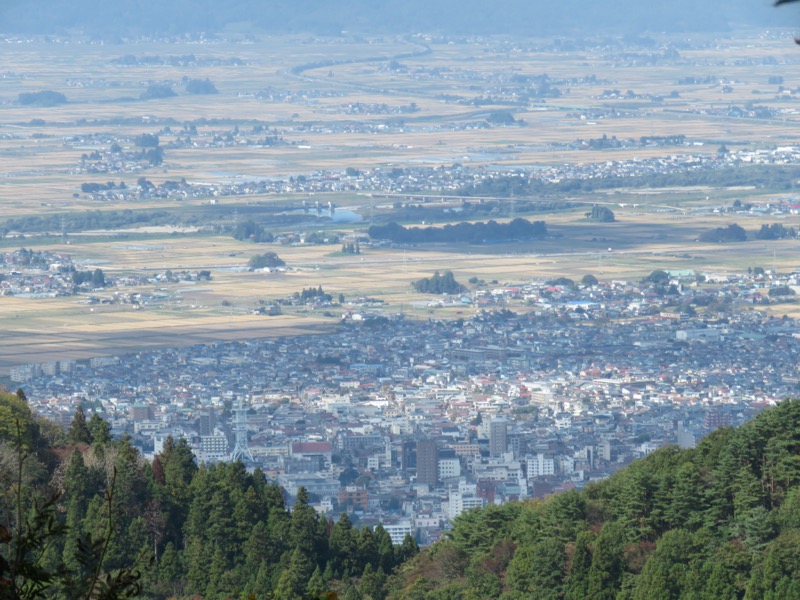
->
[[230, 395, 253, 462]]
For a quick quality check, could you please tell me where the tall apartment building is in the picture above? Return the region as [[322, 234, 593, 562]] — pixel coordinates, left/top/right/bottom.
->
[[416, 439, 439, 486], [489, 419, 507, 457]]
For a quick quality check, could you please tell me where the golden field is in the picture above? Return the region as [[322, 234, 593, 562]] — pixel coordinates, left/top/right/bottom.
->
[[1, 30, 800, 371]]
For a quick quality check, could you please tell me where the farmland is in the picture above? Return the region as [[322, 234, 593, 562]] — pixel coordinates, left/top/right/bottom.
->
[[1, 30, 800, 371]]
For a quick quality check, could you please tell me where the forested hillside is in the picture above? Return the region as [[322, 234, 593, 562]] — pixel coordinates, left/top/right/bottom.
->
[[0, 392, 418, 599], [3, 391, 800, 599], [389, 399, 800, 599]]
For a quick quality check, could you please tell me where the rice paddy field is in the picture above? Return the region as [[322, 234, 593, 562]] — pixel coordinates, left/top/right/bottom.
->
[[1, 29, 800, 370]]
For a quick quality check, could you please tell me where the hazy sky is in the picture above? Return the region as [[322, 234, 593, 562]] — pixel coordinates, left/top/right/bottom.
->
[[0, 0, 789, 36]]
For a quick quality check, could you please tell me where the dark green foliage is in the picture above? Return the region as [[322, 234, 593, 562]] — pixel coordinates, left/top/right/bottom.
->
[[506, 538, 566, 598], [755, 223, 795, 240], [67, 406, 92, 445], [233, 219, 274, 243], [248, 251, 285, 270], [341, 241, 361, 254], [87, 414, 111, 446], [140, 85, 175, 100], [185, 78, 218, 94], [768, 286, 795, 297], [747, 532, 800, 599], [642, 269, 670, 284], [564, 531, 594, 600], [133, 133, 159, 148], [586, 205, 616, 222], [295, 286, 333, 303], [390, 399, 800, 599], [586, 520, 626, 599], [368, 217, 547, 244], [17, 91, 66, 107], [412, 271, 465, 295], [3, 210, 172, 236], [582, 274, 599, 287], [458, 165, 800, 197], [71, 268, 107, 287], [0, 431, 144, 600], [486, 110, 516, 124], [699, 223, 747, 243], [1, 407, 421, 599], [21, 399, 800, 599]]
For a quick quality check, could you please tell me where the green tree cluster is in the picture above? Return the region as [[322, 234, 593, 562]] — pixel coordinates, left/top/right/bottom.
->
[[341, 241, 361, 254], [71, 268, 107, 287], [247, 251, 285, 270], [184, 78, 218, 95], [756, 223, 795, 240], [17, 91, 67, 107], [458, 165, 800, 198], [368, 218, 547, 244], [698, 223, 747, 243], [0, 395, 417, 599], [412, 271, 465, 295], [294, 286, 333, 303], [586, 205, 616, 222], [233, 220, 274, 243]]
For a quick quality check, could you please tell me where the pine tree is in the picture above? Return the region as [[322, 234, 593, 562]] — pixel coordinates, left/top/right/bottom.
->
[[396, 533, 419, 565], [506, 538, 566, 599], [359, 564, 387, 600], [329, 513, 358, 577], [564, 531, 594, 600], [630, 529, 693, 600], [87, 413, 111, 446], [374, 524, 395, 573], [586, 521, 625, 600], [290, 487, 324, 566], [68, 406, 92, 445], [274, 546, 313, 600], [357, 526, 379, 572], [307, 565, 326, 597], [156, 541, 184, 597]]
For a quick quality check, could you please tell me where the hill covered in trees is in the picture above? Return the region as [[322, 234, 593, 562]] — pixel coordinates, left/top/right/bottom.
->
[[388, 398, 800, 599], [0, 391, 418, 600], [5, 391, 800, 599]]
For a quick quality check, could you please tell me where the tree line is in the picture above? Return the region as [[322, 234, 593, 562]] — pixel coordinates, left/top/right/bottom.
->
[[368, 218, 547, 244], [457, 165, 800, 198], [699, 223, 797, 243], [2, 210, 172, 236]]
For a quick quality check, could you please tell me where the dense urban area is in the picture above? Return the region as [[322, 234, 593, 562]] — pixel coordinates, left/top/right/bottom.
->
[[11, 257, 800, 546], [6, 4, 800, 595]]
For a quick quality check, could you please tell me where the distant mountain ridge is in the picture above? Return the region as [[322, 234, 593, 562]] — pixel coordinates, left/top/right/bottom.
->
[[0, 0, 788, 36]]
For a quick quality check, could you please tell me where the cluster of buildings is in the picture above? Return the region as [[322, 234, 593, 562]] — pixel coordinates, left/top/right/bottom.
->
[[65, 136, 800, 206], [18, 268, 800, 543], [0, 249, 104, 298]]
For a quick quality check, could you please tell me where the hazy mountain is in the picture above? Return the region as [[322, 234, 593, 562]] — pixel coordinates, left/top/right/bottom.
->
[[0, 0, 788, 37]]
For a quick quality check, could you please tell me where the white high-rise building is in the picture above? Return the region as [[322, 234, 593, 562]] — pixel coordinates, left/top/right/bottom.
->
[[527, 453, 555, 479]]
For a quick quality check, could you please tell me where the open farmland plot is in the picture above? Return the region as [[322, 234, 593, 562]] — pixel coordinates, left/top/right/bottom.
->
[[2, 31, 800, 371]]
